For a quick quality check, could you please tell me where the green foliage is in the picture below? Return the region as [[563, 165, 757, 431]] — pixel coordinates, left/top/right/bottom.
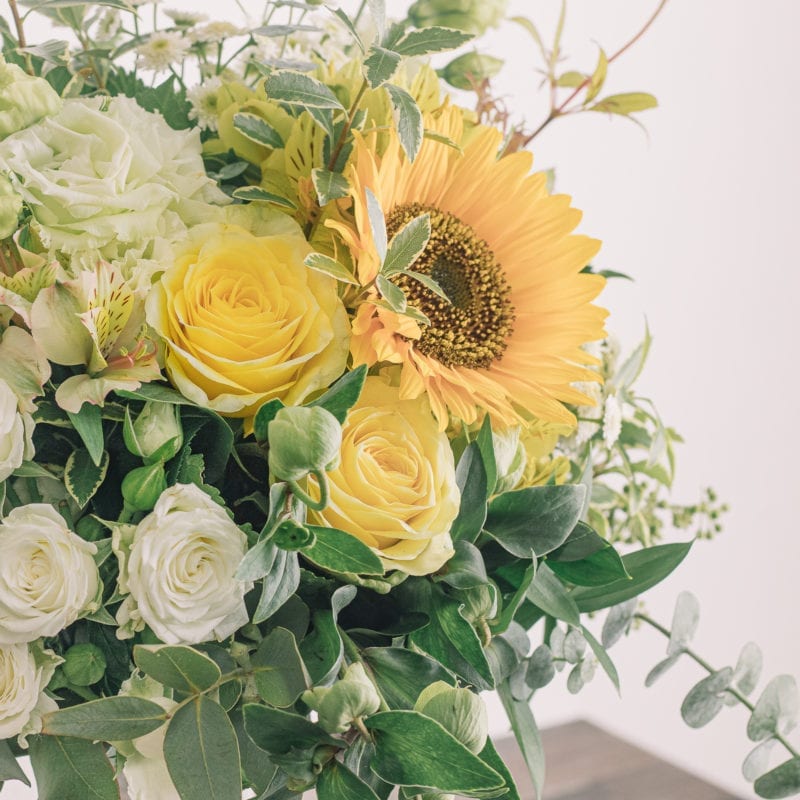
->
[[41, 696, 166, 741], [29, 736, 117, 800], [134, 645, 222, 694]]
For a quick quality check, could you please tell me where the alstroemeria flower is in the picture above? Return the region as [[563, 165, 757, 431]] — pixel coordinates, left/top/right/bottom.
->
[[30, 261, 160, 412]]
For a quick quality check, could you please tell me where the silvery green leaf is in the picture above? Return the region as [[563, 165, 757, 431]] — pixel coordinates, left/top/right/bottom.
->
[[580, 657, 597, 684], [254, 24, 321, 37], [365, 188, 387, 263], [233, 113, 284, 148], [232, 187, 296, 209], [364, 46, 401, 88], [748, 676, 800, 742], [732, 642, 764, 698], [304, 254, 359, 286], [601, 598, 637, 648], [644, 653, 681, 687], [612, 324, 651, 390], [754, 757, 800, 799], [393, 27, 473, 57], [367, 0, 385, 40], [743, 739, 777, 782], [681, 667, 733, 728], [402, 270, 449, 302], [563, 628, 587, 664], [375, 275, 406, 313], [525, 645, 555, 691], [386, 84, 423, 162], [566, 662, 585, 695], [265, 71, 344, 111], [549, 626, 565, 671], [667, 591, 700, 656], [382, 214, 430, 277], [330, 7, 365, 51], [311, 168, 350, 205], [582, 626, 619, 693]]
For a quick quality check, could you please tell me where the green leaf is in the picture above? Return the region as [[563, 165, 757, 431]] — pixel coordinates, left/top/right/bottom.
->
[[748, 676, 800, 742], [375, 274, 407, 312], [64, 448, 109, 508], [134, 644, 222, 694], [265, 71, 345, 110], [441, 52, 504, 91], [300, 585, 356, 685], [394, 27, 473, 56], [253, 549, 300, 624], [435, 540, 488, 589], [318, 761, 380, 800], [644, 654, 681, 687], [62, 643, 106, 686], [581, 625, 620, 692], [402, 269, 449, 301], [386, 84, 423, 162], [365, 188, 388, 263], [233, 112, 284, 148], [231, 186, 297, 208], [243, 704, 339, 755], [547, 521, 606, 562], [365, 710, 504, 796], [330, 7, 365, 51], [451, 443, 488, 543], [252, 399, 284, 443], [363, 647, 455, 709], [555, 70, 587, 88], [668, 591, 700, 656], [584, 47, 608, 103], [302, 525, 384, 575], [548, 544, 630, 587], [231, 708, 279, 796], [67, 403, 104, 467], [485, 485, 586, 558], [0, 738, 29, 786], [681, 668, 733, 728], [732, 642, 763, 697], [476, 415, 497, 494], [477, 737, 521, 800], [497, 681, 544, 800], [311, 168, 350, 205], [251, 627, 310, 708], [304, 253, 359, 285], [364, 45, 401, 88], [754, 757, 800, 799], [490, 563, 535, 635], [525, 645, 555, 691], [382, 214, 431, 277], [308, 364, 368, 424], [613, 324, 652, 390], [526, 564, 580, 626], [164, 696, 241, 800], [601, 598, 637, 648], [29, 735, 117, 800], [571, 541, 694, 612], [41, 696, 166, 741], [590, 92, 658, 115]]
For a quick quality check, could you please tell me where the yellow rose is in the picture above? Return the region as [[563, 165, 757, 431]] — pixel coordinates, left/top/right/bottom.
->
[[308, 376, 459, 576], [146, 223, 350, 418]]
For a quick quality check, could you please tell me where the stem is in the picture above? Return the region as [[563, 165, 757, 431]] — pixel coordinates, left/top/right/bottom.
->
[[636, 612, 800, 760], [7, 0, 34, 74], [352, 0, 368, 28], [325, 77, 368, 173], [523, 0, 670, 146], [287, 471, 328, 512], [338, 626, 391, 712]]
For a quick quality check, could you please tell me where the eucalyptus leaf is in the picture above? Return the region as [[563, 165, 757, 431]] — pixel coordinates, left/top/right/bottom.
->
[[0, 739, 29, 786], [681, 667, 733, 728], [748, 676, 800, 742], [754, 757, 800, 799], [601, 598, 637, 649], [667, 591, 700, 656], [563, 628, 587, 663], [644, 653, 682, 687], [252, 627, 310, 708], [41, 696, 166, 741], [525, 645, 555, 692], [29, 736, 117, 800], [164, 696, 241, 800], [134, 644, 222, 694], [733, 641, 764, 698], [743, 739, 777, 782]]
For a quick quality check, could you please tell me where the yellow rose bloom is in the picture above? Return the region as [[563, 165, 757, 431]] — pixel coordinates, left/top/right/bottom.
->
[[146, 223, 350, 418], [308, 376, 459, 576]]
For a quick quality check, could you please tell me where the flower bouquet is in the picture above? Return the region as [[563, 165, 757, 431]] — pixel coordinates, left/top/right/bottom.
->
[[0, 1, 797, 799]]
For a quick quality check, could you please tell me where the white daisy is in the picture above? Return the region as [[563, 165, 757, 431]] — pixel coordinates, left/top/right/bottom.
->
[[136, 31, 190, 73], [187, 76, 222, 131]]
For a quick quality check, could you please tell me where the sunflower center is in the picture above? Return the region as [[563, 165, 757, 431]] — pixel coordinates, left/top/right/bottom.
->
[[385, 202, 515, 370]]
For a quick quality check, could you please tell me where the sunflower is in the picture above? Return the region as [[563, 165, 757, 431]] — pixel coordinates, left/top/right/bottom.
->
[[328, 105, 607, 429]]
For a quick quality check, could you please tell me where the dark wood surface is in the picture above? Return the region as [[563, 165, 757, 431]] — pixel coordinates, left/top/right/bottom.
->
[[490, 720, 743, 800]]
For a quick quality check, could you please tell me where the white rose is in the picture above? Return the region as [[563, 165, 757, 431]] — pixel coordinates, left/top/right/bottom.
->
[[0, 505, 100, 644], [0, 378, 32, 482], [117, 484, 250, 645], [0, 642, 60, 740], [0, 95, 225, 264]]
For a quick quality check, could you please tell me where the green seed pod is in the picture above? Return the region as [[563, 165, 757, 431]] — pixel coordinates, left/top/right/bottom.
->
[[121, 462, 167, 512], [302, 662, 381, 734], [441, 52, 504, 91], [408, 0, 508, 35], [124, 402, 183, 464], [415, 681, 488, 754], [268, 405, 342, 482]]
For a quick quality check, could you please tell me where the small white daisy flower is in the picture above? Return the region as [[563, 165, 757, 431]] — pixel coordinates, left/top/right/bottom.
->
[[187, 76, 222, 131], [163, 9, 209, 26], [602, 394, 623, 449], [190, 21, 245, 44], [136, 31, 190, 73]]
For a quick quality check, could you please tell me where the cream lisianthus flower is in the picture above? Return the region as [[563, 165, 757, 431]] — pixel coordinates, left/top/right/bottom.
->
[[0, 95, 226, 264], [146, 222, 350, 420], [0, 55, 61, 139], [114, 484, 251, 645], [0, 504, 100, 645], [0, 378, 33, 482], [29, 261, 161, 412], [0, 642, 60, 741], [308, 375, 460, 576]]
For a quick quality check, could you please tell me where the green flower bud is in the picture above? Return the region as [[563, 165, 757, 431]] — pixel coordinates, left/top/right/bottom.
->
[[268, 405, 341, 482], [452, 583, 497, 623], [408, 0, 508, 35], [302, 662, 381, 734], [123, 402, 183, 464], [441, 52, 504, 91], [0, 55, 62, 139], [414, 681, 488, 754], [492, 425, 527, 495], [273, 519, 315, 550], [0, 174, 21, 239], [121, 462, 167, 512]]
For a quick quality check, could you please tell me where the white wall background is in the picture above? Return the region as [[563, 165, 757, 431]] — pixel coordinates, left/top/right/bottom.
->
[[3, 2, 800, 798]]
